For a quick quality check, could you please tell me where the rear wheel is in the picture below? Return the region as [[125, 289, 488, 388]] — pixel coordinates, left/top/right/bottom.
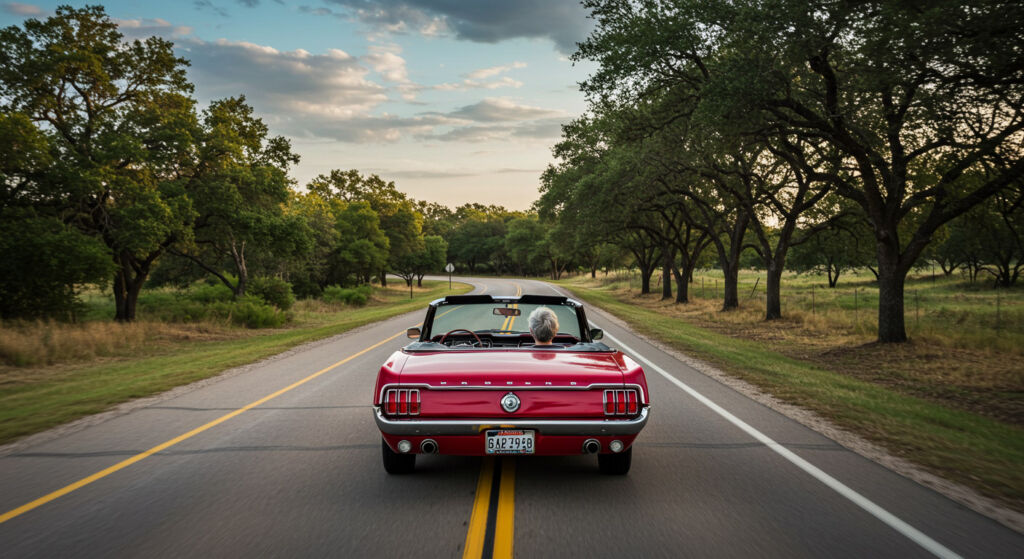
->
[[382, 439, 416, 474], [598, 447, 632, 475]]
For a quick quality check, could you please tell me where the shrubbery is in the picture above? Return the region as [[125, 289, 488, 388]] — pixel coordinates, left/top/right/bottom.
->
[[135, 284, 290, 328], [247, 276, 295, 310], [322, 284, 372, 306]]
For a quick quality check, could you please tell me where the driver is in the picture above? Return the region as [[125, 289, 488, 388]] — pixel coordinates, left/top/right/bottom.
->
[[528, 307, 559, 346]]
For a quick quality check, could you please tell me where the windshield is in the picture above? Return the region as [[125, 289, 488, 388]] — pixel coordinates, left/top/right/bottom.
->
[[431, 302, 581, 339]]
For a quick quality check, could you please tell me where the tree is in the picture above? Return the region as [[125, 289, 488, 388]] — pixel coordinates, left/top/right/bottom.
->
[[308, 170, 419, 286], [0, 211, 113, 319], [788, 216, 874, 288], [577, 0, 1024, 341], [170, 97, 307, 298], [0, 5, 197, 321], [505, 216, 547, 276], [976, 185, 1024, 287], [330, 200, 389, 286], [449, 217, 506, 273]]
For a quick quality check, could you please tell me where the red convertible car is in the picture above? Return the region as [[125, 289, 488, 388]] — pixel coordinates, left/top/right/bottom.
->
[[373, 294, 650, 475]]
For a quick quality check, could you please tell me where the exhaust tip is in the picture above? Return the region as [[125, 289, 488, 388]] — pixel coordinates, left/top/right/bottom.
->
[[420, 439, 438, 454], [582, 439, 601, 454]]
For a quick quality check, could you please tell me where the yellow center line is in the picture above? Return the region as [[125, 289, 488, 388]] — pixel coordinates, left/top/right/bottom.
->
[[0, 329, 407, 525], [463, 458, 495, 559], [493, 457, 516, 559], [506, 284, 521, 331]]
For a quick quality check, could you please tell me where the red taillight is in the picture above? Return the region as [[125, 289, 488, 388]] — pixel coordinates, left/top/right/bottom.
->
[[383, 388, 420, 416], [604, 389, 640, 416], [409, 390, 419, 414]]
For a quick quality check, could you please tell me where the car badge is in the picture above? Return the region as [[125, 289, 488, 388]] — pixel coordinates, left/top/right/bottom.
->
[[500, 392, 520, 413]]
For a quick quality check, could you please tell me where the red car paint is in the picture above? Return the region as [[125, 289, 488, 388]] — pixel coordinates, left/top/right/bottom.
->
[[374, 346, 649, 456]]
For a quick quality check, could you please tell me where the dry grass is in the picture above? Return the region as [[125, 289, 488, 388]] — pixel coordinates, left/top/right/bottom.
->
[[0, 319, 240, 368]]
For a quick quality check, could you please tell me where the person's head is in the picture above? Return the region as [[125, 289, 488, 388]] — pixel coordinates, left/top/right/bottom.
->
[[528, 307, 559, 345]]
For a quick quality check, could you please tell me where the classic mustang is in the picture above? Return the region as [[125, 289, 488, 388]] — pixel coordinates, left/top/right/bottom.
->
[[373, 294, 650, 475]]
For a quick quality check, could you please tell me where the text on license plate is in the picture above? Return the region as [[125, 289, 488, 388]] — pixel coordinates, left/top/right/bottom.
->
[[485, 430, 535, 454]]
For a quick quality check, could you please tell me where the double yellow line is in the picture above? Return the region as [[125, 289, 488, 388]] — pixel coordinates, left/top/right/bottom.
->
[[3, 285, 521, 559], [499, 284, 522, 332], [463, 457, 516, 559]]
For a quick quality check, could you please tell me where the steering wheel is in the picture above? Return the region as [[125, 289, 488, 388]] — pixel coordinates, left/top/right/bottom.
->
[[439, 328, 483, 346]]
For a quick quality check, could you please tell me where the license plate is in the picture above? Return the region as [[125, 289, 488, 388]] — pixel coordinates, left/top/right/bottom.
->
[[485, 430, 535, 454]]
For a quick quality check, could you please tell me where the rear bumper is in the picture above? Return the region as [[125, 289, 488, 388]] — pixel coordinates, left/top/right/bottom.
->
[[374, 406, 649, 437]]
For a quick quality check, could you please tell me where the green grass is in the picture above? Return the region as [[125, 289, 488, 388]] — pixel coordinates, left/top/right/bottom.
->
[[559, 278, 1024, 510], [0, 281, 471, 445]]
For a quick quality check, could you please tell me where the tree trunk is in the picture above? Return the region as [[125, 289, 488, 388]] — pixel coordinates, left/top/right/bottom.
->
[[640, 268, 651, 294], [827, 262, 840, 288], [416, 275, 423, 287], [380, 269, 388, 287], [722, 264, 739, 310], [765, 261, 782, 320], [229, 239, 248, 297], [113, 253, 148, 322], [661, 243, 673, 300], [672, 266, 689, 303], [876, 243, 908, 343]]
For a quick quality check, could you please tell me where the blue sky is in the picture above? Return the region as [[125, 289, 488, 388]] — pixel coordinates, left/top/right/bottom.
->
[[0, 1, 597, 210]]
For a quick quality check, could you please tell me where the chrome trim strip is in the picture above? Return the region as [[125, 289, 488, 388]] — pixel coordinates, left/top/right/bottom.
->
[[378, 383, 647, 405], [373, 406, 650, 437]]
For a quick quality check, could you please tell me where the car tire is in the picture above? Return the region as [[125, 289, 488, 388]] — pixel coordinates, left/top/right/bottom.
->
[[598, 447, 632, 475], [382, 439, 416, 474]]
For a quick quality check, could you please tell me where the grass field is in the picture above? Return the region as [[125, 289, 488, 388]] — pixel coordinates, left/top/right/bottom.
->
[[0, 280, 471, 445], [556, 269, 1024, 510]]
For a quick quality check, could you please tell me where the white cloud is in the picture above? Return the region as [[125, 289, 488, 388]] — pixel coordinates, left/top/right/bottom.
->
[[177, 39, 568, 145], [182, 38, 388, 123], [117, 18, 194, 40], [1, 2, 41, 16], [447, 98, 564, 122], [465, 61, 526, 80]]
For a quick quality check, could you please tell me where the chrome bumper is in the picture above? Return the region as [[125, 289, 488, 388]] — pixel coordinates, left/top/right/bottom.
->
[[374, 406, 650, 437]]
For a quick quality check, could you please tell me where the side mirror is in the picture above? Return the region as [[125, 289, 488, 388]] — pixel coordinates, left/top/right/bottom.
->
[[589, 328, 604, 341], [407, 327, 421, 339]]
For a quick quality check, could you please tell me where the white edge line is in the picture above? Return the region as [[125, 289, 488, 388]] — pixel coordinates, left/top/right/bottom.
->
[[525, 278, 959, 557], [600, 328, 961, 559]]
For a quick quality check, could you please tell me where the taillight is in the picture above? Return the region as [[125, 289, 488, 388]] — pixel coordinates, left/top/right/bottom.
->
[[383, 388, 420, 416], [604, 389, 640, 416]]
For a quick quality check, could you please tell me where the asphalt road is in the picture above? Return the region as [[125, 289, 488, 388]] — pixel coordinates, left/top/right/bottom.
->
[[0, 277, 1020, 558]]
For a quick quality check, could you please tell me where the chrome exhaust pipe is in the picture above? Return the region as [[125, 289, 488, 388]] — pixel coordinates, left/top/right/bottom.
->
[[582, 439, 601, 454], [420, 439, 438, 454]]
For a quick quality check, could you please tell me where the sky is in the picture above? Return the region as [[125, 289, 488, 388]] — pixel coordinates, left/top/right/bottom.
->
[[0, 1, 598, 210]]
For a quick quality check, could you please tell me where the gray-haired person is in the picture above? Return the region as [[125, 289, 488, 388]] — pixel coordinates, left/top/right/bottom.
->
[[528, 307, 559, 345]]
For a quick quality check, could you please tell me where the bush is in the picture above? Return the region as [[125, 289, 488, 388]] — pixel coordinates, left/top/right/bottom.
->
[[248, 276, 295, 310], [223, 295, 290, 328], [188, 282, 234, 304], [322, 284, 372, 306], [290, 275, 323, 299]]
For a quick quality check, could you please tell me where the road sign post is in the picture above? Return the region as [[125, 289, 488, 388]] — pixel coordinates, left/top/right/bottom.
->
[[445, 262, 454, 289]]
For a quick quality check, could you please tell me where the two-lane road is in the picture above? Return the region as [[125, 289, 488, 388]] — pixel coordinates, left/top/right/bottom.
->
[[0, 277, 1020, 558]]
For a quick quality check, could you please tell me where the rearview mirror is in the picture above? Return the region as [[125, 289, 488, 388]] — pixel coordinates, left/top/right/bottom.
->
[[589, 328, 604, 341], [406, 327, 421, 339], [493, 307, 521, 317]]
